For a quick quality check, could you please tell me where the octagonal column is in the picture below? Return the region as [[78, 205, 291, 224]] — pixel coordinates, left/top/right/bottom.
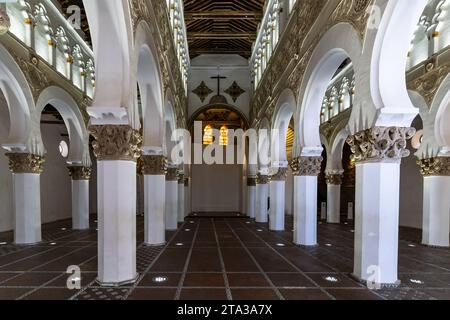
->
[[347, 126, 415, 287], [68, 166, 92, 230], [269, 167, 288, 231], [325, 173, 343, 224], [255, 173, 269, 223], [291, 156, 322, 246], [417, 157, 450, 247], [141, 154, 167, 246], [5, 153, 45, 245], [165, 166, 179, 230], [178, 173, 185, 223], [247, 176, 257, 219], [90, 125, 141, 286]]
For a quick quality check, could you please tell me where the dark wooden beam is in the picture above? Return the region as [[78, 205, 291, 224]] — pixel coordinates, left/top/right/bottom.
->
[[190, 48, 251, 57], [185, 11, 263, 20], [188, 32, 256, 40]]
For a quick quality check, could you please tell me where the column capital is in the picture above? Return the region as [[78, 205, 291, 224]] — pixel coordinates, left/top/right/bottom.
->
[[346, 126, 415, 164], [256, 173, 269, 184], [417, 157, 450, 176], [247, 176, 257, 186], [68, 166, 92, 180], [166, 167, 178, 181], [5, 153, 45, 174], [89, 125, 142, 162], [141, 155, 167, 175], [269, 167, 288, 181], [178, 173, 185, 184], [325, 173, 343, 185], [290, 156, 322, 176], [184, 177, 190, 187]]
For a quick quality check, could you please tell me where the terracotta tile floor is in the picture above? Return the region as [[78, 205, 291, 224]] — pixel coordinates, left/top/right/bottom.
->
[[0, 214, 449, 300]]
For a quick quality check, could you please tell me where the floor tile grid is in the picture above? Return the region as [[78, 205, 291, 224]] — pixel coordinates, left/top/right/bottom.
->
[[212, 218, 232, 300], [241, 219, 391, 300], [174, 221, 201, 300], [257, 219, 447, 297], [224, 220, 285, 300], [238, 220, 341, 300], [122, 222, 189, 300]]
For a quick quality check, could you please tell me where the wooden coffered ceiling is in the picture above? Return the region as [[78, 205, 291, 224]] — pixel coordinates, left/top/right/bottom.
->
[[184, 0, 265, 59]]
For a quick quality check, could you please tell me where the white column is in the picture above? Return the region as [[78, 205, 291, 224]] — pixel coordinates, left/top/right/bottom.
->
[[348, 126, 415, 287], [97, 160, 137, 285], [178, 174, 185, 223], [326, 181, 341, 224], [421, 174, 450, 247], [247, 177, 257, 219], [165, 167, 178, 230], [144, 175, 166, 245], [255, 175, 269, 223], [141, 154, 167, 246], [5, 153, 44, 245], [291, 156, 322, 246], [353, 161, 401, 285], [268, 168, 287, 231], [68, 166, 91, 230], [293, 176, 318, 246], [13, 173, 42, 244], [89, 124, 140, 286]]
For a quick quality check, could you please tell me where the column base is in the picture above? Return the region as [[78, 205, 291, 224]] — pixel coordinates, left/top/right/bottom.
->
[[421, 242, 449, 249], [293, 243, 318, 248], [96, 273, 140, 287], [144, 242, 166, 247], [350, 273, 401, 289], [14, 240, 44, 246]]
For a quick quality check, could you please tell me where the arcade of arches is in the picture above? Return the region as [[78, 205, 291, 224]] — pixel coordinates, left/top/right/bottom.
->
[[0, 0, 449, 301]]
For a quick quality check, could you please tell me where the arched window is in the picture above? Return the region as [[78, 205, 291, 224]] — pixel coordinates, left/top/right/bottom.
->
[[203, 125, 213, 145], [220, 126, 228, 146], [339, 77, 351, 111], [54, 27, 70, 78], [34, 4, 53, 63], [6, 0, 32, 45]]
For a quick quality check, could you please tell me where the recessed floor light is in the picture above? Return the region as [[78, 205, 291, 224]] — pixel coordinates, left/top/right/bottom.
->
[[408, 244, 416, 248], [175, 243, 184, 246], [190, 221, 195, 224], [350, 230, 355, 233], [344, 222, 348, 225], [0, 242, 7, 245], [410, 279, 424, 284], [152, 276, 168, 283], [256, 229, 263, 232], [246, 222, 251, 224], [184, 229, 191, 232], [61, 228, 66, 231], [325, 243, 332, 247], [324, 276, 339, 282], [276, 243, 286, 247], [50, 242, 57, 246], [94, 220, 98, 223]]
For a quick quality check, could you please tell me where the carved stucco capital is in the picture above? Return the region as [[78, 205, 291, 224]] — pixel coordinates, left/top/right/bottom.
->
[[290, 156, 323, 176], [141, 155, 167, 175], [184, 177, 190, 187], [68, 166, 92, 180], [247, 177, 257, 186], [178, 173, 185, 184], [417, 157, 450, 176], [269, 167, 288, 181], [166, 167, 178, 181], [256, 174, 269, 185], [325, 173, 343, 185], [89, 125, 142, 162], [5, 153, 45, 174], [346, 127, 415, 163]]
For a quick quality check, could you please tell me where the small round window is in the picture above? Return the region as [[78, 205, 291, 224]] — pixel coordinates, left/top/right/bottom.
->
[[59, 140, 69, 158]]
